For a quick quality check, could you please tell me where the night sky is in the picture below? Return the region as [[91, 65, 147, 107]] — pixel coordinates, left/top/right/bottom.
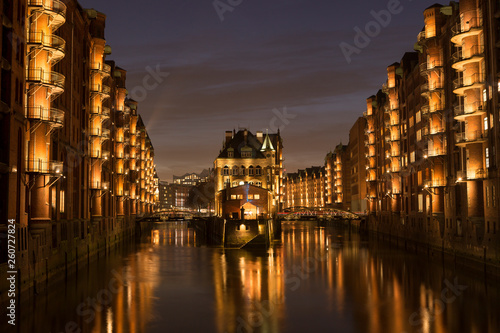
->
[[79, 0, 441, 181]]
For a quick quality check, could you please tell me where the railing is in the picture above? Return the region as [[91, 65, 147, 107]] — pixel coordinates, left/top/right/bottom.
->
[[102, 128, 110, 139], [453, 73, 485, 90], [391, 166, 400, 173], [457, 168, 487, 181], [421, 103, 444, 114], [424, 147, 446, 157], [28, 0, 67, 19], [26, 159, 63, 174], [453, 102, 484, 117], [455, 130, 487, 144], [90, 62, 111, 75], [451, 16, 483, 37], [429, 127, 445, 135], [102, 107, 110, 117], [26, 106, 64, 126], [421, 81, 443, 92], [26, 67, 65, 90], [424, 178, 446, 187], [452, 45, 484, 63], [27, 32, 65, 55], [420, 60, 443, 73]]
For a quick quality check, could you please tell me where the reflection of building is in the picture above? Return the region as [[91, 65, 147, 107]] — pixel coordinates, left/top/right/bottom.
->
[[214, 129, 283, 219], [158, 182, 191, 210], [0, 0, 159, 298], [284, 167, 326, 208]]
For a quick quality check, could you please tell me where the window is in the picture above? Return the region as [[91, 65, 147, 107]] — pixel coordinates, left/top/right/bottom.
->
[[248, 194, 254, 199], [242, 151, 252, 158], [256, 181, 262, 187], [231, 194, 237, 200], [416, 111, 421, 123], [223, 166, 229, 175], [418, 194, 423, 212], [483, 88, 487, 102], [256, 166, 262, 175], [232, 181, 237, 187], [228, 151, 234, 158], [232, 167, 238, 175], [240, 166, 245, 175], [416, 129, 421, 142], [237, 194, 243, 199], [248, 166, 254, 175], [254, 194, 260, 199], [486, 148, 490, 168], [484, 117, 488, 131]]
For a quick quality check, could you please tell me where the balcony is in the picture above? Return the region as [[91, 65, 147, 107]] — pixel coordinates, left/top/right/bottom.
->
[[456, 168, 487, 181], [453, 73, 485, 95], [26, 67, 65, 93], [26, 106, 64, 127], [90, 84, 111, 99], [90, 62, 111, 77], [453, 102, 485, 121], [26, 159, 63, 174], [421, 81, 443, 97], [28, 0, 67, 29], [424, 178, 446, 188], [27, 32, 65, 64], [420, 60, 443, 75], [451, 17, 483, 45], [421, 103, 444, 115], [101, 128, 110, 140], [90, 181, 110, 190], [428, 127, 445, 136], [390, 135, 400, 142], [423, 147, 446, 158], [102, 150, 110, 161], [452, 45, 484, 71], [455, 130, 487, 146]]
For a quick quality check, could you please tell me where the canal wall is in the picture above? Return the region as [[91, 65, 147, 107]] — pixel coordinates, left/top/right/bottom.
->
[[366, 213, 500, 275], [0, 216, 137, 306]]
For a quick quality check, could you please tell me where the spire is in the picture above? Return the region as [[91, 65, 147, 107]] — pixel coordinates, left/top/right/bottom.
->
[[260, 131, 275, 151]]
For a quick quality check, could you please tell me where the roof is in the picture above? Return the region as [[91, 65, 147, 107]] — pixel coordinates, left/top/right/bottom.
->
[[218, 130, 280, 159]]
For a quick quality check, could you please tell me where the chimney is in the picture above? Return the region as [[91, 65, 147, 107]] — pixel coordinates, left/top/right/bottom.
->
[[244, 129, 248, 143], [225, 131, 232, 145], [256, 131, 263, 143]]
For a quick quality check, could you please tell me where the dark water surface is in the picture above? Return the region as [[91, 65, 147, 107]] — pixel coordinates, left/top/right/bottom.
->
[[3, 221, 500, 333]]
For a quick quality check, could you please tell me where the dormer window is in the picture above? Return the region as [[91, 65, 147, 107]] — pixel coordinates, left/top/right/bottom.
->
[[241, 146, 252, 158], [227, 148, 234, 158]]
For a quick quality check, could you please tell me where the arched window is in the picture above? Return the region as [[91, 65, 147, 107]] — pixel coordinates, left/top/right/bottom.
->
[[255, 166, 262, 175], [232, 166, 238, 175], [240, 166, 246, 175], [232, 181, 237, 187], [248, 166, 254, 175], [222, 166, 229, 175]]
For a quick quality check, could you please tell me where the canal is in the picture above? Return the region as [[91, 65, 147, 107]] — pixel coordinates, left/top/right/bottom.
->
[[3, 221, 500, 333]]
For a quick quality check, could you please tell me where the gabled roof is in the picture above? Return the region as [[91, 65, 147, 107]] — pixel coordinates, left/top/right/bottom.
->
[[218, 130, 279, 159]]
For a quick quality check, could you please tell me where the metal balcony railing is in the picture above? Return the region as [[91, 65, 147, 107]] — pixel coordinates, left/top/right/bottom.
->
[[424, 147, 446, 157], [457, 168, 487, 181], [26, 106, 64, 127], [420, 60, 443, 74], [451, 17, 483, 37], [453, 73, 485, 90], [26, 159, 63, 174], [28, 0, 67, 20], [27, 32, 65, 59], [424, 178, 446, 187], [453, 102, 484, 118], [455, 130, 487, 144], [26, 67, 65, 90], [452, 45, 484, 64]]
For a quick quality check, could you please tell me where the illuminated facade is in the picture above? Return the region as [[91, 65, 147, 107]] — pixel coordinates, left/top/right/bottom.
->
[[284, 167, 326, 209], [364, 1, 500, 261], [214, 129, 283, 219], [0, 0, 159, 299]]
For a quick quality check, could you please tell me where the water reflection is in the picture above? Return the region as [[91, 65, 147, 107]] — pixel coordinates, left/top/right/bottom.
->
[[3, 221, 499, 333]]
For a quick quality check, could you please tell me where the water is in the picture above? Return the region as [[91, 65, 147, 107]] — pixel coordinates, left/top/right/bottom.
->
[[3, 221, 500, 333]]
